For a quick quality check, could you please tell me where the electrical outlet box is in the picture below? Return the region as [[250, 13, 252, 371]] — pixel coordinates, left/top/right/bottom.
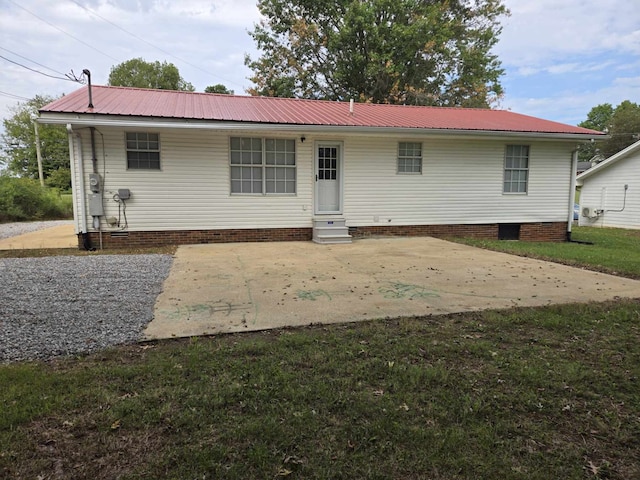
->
[[89, 173, 101, 193], [88, 193, 104, 216], [118, 188, 131, 200]]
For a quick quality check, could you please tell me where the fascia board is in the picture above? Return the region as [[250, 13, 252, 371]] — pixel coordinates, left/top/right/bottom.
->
[[37, 113, 606, 143]]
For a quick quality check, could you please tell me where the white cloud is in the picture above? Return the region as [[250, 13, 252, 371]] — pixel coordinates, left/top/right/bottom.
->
[[498, 0, 640, 67], [1, 0, 638, 129], [502, 75, 640, 126]]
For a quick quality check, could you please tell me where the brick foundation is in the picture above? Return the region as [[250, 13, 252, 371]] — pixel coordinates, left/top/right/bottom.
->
[[81, 227, 313, 249], [348, 222, 566, 242], [79, 222, 568, 249]]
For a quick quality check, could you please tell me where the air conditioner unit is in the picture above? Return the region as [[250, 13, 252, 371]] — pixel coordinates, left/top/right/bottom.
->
[[582, 207, 599, 218]]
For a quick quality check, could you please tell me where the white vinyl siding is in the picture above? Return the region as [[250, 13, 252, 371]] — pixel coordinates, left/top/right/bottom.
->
[[503, 145, 529, 193], [126, 132, 160, 170], [579, 151, 640, 229], [70, 127, 573, 233], [341, 136, 572, 226], [72, 128, 311, 232], [397, 142, 422, 174], [230, 137, 296, 195]]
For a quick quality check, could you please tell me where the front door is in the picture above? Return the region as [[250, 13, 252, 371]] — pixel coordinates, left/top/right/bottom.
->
[[315, 143, 342, 214]]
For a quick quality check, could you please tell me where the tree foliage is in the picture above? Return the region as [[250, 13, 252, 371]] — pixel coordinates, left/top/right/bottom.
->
[[246, 0, 509, 107], [108, 58, 195, 91], [1, 95, 70, 187], [579, 101, 640, 160], [205, 84, 234, 94], [0, 176, 73, 222]]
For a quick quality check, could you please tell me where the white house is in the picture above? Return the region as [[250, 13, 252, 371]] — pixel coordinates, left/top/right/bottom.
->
[[577, 140, 640, 230], [38, 85, 603, 249]]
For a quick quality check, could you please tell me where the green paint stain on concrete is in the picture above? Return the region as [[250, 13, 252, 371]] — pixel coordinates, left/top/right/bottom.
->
[[297, 290, 332, 301], [379, 283, 440, 300]]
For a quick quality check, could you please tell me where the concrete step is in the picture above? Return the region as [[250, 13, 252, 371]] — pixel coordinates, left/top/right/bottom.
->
[[313, 217, 347, 228], [312, 216, 352, 244], [313, 226, 350, 236], [313, 234, 353, 244]]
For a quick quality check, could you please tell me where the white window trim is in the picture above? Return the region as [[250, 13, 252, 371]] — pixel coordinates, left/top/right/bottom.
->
[[229, 137, 297, 196], [397, 141, 423, 175], [503, 144, 530, 195]]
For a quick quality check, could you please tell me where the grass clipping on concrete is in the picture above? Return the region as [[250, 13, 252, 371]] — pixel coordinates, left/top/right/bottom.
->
[[2, 300, 640, 479]]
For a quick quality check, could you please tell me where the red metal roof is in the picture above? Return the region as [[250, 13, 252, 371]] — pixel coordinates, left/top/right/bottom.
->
[[41, 85, 603, 136]]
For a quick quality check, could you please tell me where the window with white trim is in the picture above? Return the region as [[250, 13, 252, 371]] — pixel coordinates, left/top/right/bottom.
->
[[126, 132, 160, 169], [397, 142, 422, 174], [503, 145, 529, 193], [230, 137, 296, 194]]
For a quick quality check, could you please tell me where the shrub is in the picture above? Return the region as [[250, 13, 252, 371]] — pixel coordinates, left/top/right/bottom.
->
[[45, 167, 72, 191], [0, 176, 73, 222]]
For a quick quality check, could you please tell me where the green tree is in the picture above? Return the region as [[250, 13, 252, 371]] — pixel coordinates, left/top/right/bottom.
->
[[579, 101, 640, 160], [205, 84, 234, 94], [108, 58, 195, 91], [1, 95, 69, 184], [246, 0, 509, 107]]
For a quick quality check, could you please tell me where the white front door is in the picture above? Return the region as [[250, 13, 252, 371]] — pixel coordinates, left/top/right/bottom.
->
[[315, 143, 342, 214]]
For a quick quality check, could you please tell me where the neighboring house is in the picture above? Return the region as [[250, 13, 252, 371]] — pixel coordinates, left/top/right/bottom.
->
[[38, 85, 603, 249], [577, 161, 594, 175], [577, 140, 640, 230]]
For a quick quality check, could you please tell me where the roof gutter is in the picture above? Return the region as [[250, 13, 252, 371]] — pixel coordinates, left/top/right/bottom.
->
[[38, 115, 606, 142]]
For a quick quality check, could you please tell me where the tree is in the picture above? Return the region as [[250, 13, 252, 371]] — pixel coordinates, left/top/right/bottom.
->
[[108, 58, 195, 91], [246, 0, 509, 107], [579, 101, 640, 160], [205, 84, 234, 94], [1, 95, 70, 187]]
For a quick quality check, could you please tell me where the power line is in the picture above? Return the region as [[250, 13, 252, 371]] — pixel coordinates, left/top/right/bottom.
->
[[66, 0, 242, 89], [0, 54, 77, 82], [0, 46, 69, 77], [6, 0, 119, 62], [0, 90, 31, 101]]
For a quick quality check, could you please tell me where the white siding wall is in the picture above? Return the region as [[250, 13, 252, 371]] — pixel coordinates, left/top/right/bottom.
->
[[579, 153, 640, 229], [341, 136, 573, 226], [74, 127, 313, 231], [72, 126, 574, 232]]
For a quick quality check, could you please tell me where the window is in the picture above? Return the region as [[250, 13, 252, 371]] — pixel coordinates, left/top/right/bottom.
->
[[503, 145, 529, 193], [397, 142, 422, 174], [230, 137, 296, 194], [126, 132, 160, 169]]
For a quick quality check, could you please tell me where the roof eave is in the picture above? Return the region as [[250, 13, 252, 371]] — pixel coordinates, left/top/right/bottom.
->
[[37, 112, 604, 141]]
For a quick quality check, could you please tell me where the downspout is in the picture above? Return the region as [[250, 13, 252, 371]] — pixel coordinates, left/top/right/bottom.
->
[[566, 148, 578, 241], [67, 124, 90, 249], [567, 148, 593, 244], [89, 127, 98, 174]]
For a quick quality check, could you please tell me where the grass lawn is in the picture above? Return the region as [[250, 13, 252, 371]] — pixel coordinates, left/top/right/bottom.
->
[[2, 226, 639, 479], [453, 226, 640, 280], [2, 302, 639, 479]]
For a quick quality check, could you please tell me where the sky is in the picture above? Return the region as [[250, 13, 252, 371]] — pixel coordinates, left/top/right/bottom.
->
[[0, 0, 639, 130]]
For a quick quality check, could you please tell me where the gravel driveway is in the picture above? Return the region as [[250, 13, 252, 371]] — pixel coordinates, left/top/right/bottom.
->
[[0, 254, 172, 363], [0, 220, 73, 240]]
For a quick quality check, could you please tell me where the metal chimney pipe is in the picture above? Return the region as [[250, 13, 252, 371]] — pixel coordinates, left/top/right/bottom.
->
[[82, 69, 94, 108]]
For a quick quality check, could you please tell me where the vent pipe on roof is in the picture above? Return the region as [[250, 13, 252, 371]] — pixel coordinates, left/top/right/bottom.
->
[[349, 99, 354, 116], [82, 69, 94, 108]]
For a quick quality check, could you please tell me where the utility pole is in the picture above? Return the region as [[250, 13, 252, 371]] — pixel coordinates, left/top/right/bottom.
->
[[33, 117, 44, 186]]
